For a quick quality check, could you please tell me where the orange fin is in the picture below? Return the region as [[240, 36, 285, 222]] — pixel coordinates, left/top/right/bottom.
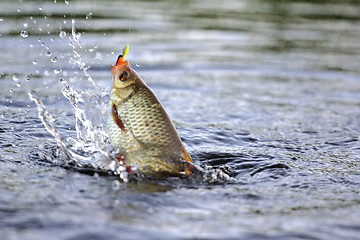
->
[[112, 104, 126, 132], [184, 163, 197, 175], [181, 146, 195, 175], [182, 146, 193, 163]]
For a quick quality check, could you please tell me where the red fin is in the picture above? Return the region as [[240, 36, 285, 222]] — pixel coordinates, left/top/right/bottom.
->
[[116, 154, 132, 173], [112, 104, 126, 132], [184, 162, 197, 175]]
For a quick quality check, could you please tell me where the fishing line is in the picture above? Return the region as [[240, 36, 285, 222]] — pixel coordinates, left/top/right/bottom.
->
[[127, 0, 134, 50]]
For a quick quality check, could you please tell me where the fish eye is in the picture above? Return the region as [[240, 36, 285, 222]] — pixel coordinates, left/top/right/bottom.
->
[[119, 71, 129, 81]]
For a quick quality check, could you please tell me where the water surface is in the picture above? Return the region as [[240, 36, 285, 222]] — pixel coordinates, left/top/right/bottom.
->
[[1, 0, 360, 239]]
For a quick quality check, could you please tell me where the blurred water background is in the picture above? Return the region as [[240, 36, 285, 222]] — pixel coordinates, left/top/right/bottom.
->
[[1, 0, 360, 239]]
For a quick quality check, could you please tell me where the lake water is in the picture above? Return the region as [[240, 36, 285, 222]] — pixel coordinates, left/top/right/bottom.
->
[[1, 0, 360, 239]]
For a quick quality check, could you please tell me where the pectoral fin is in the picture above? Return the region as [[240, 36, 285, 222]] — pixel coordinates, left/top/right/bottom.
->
[[112, 104, 126, 132]]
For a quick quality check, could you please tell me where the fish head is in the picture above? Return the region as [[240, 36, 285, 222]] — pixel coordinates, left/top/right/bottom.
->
[[111, 46, 145, 99], [111, 59, 137, 89]]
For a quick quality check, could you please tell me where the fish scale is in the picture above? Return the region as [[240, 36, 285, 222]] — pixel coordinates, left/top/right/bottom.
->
[[121, 87, 179, 151]]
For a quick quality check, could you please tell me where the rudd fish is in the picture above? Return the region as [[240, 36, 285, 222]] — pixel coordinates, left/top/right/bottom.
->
[[108, 45, 195, 177]]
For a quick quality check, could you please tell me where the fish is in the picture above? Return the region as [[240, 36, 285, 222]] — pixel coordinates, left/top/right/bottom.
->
[[108, 45, 195, 178]]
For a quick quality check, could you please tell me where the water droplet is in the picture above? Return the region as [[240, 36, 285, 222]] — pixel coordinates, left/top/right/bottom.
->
[[38, 27, 42, 32], [12, 74, 19, 81], [0, 18, 3, 22], [23, 23, 28, 28], [88, 48, 95, 52], [26, 74, 32, 82], [29, 44, 33, 48], [86, 12, 93, 20], [17, 9, 21, 13], [65, 0, 69, 5], [32, 60, 37, 65], [136, 64, 140, 67], [51, 56, 59, 63], [41, 42, 45, 46], [95, 52, 103, 60], [16, 82, 21, 88], [112, 180, 121, 191], [20, 30, 28, 38], [54, 69, 62, 74], [9, 89, 13, 93], [51, 37, 54, 42], [39, 7, 43, 11], [59, 31, 66, 38], [46, 51, 52, 57]]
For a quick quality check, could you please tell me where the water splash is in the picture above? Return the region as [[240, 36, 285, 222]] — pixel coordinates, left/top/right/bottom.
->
[[68, 19, 100, 90], [60, 81, 108, 145], [27, 19, 131, 181], [29, 89, 130, 182], [28, 91, 67, 151], [26, 18, 233, 183]]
